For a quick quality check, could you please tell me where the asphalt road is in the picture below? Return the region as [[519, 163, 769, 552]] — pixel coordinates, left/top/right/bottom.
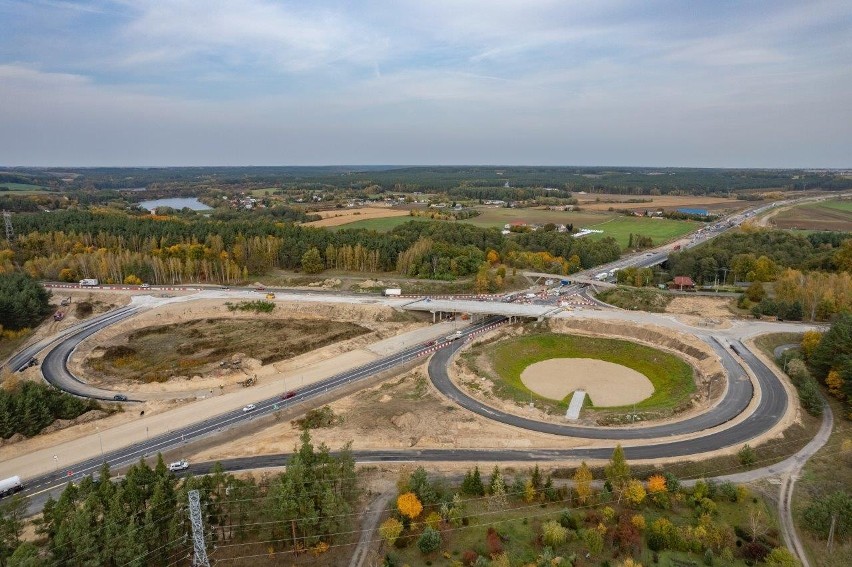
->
[[427, 333, 788, 451], [9, 316, 504, 513]]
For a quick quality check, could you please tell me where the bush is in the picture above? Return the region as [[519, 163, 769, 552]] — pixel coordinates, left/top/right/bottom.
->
[[291, 406, 342, 430], [738, 444, 757, 466], [559, 509, 579, 530], [802, 491, 852, 539], [486, 527, 503, 556], [742, 541, 771, 563], [417, 526, 441, 554], [225, 300, 275, 313], [542, 520, 568, 547]]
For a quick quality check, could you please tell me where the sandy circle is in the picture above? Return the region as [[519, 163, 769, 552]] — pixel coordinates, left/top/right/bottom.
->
[[520, 358, 654, 407]]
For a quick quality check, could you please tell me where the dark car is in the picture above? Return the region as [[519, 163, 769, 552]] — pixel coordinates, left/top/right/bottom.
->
[[113, 394, 128, 401], [282, 391, 297, 400], [425, 340, 436, 346]]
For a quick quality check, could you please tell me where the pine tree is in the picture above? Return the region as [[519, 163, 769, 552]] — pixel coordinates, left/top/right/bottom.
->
[[531, 464, 543, 490], [488, 470, 508, 511], [605, 445, 632, 496], [471, 466, 484, 496]]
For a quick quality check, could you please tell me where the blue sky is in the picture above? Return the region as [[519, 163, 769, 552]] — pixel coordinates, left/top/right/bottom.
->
[[0, 0, 849, 167]]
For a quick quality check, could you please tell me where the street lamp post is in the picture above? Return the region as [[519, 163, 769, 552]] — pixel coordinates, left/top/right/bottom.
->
[[53, 455, 58, 474]]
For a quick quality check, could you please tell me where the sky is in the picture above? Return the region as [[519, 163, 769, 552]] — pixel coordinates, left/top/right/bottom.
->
[[0, 0, 850, 168]]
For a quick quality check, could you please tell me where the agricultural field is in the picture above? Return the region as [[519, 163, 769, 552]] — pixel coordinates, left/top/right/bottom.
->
[[770, 199, 852, 232], [586, 216, 699, 248], [575, 192, 748, 212], [461, 206, 605, 229], [476, 333, 694, 413], [86, 317, 368, 383], [330, 215, 435, 232], [305, 206, 411, 227]]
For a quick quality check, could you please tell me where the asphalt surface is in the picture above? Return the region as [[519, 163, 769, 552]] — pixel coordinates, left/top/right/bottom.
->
[[8, 316, 503, 513], [427, 333, 787, 451]]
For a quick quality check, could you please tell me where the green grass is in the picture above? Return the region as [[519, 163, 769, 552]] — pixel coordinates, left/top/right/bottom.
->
[[486, 333, 694, 411], [586, 216, 699, 248], [0, 182, 51, 194], [818, 199, 852, 213], [460, 206, 609, 229], [330, 216, 436, 231]]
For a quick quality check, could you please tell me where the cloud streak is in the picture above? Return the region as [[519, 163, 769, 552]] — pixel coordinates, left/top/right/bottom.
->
[[0, 0, 849, 166]]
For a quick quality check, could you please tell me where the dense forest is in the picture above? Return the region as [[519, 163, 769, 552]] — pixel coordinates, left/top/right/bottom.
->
[[0, 381, 101, 439], [2, 210, 621, 284], [0, 273, 52, 331], [0, 432, 357, 566], [2, 165, 851, 195]]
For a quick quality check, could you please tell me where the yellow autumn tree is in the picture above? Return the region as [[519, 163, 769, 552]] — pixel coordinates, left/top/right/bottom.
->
[[397, 492, 423, 520], [378, 517, 403, 546], [800, 331, 822, 360], [573, 461, 593, 504], [647, 474, 667, 494], [624, 479, 647, 507], [826, 369, 845, 400], [486, 249, 500, 265]]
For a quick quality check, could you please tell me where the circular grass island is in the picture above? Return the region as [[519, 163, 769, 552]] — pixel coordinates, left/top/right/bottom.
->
[[483, 333, 696, 414]]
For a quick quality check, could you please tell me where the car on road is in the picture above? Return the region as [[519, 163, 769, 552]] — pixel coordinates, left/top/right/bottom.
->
[[17, 358, 38, 372], [168, 460, 189, 472], [113, 394, 128, 401], [282, 391, 297, 400], [242, 404, 256, 412], [425, 340, 436, 346], [141, 283, 150, 289]]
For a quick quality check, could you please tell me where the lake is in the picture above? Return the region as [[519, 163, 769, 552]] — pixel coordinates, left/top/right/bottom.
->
[[138, 197, 211, 211]]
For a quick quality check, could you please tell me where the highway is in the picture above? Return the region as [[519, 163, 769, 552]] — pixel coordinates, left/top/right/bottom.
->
[[7, 316, 504, 512]]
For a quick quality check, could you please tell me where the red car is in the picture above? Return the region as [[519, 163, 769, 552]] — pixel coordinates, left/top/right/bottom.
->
[[282, 391, 297, 400]]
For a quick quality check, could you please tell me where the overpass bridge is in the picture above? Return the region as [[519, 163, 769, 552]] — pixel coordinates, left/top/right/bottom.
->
[[402, 297, 564, 321]]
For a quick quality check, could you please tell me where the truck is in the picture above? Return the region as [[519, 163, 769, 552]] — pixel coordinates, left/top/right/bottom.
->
[[79, 279, 99, 287], [0, 476, 22, 497], [445, 330, 463, 341], [594, 272, 608, 281], [383, 288, 402, 297]]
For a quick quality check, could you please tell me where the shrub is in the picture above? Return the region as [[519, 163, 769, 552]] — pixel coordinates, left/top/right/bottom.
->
[[631, 515, 646, 531], [582, 528, 604, 555], [417, 527, 441, 554], [397, 492, 423, 520], [461, 550, 478, 566], [424, 511, 442, 531], [738, 444, 757, 466], [486, 527, 503, 556], [764, 547, 800, 567], [542, 520, 568, 547], [379, 518, 404, 547], [742, 541, 771, 563], [559, 509, 579, 530], [802, 491, 852, 539]]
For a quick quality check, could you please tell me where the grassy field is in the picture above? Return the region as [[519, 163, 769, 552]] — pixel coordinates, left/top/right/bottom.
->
[[481, 332, 694, 412], [772, 199, 852, 232], [586, 216, 699, 248], [461, 206, 607, 229], [0, 182, 52, 194], [87, 317, 368, 383]]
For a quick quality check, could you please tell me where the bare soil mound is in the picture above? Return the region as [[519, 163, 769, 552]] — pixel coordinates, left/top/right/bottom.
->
[[520, 358, 654, 406]]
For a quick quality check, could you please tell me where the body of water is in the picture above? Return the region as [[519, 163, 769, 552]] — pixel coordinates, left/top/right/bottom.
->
[[138, 197, 211, 211]]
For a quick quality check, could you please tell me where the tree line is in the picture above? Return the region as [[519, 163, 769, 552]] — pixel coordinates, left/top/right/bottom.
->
[[0, 380, 100, 439], [3, 210, 622, 285], [0, 273, 53, 332], [0, 431, 357, 566]]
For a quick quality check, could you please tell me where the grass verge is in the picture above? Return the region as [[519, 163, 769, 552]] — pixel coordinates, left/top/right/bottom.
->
[[596, 287, 673, 312]]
